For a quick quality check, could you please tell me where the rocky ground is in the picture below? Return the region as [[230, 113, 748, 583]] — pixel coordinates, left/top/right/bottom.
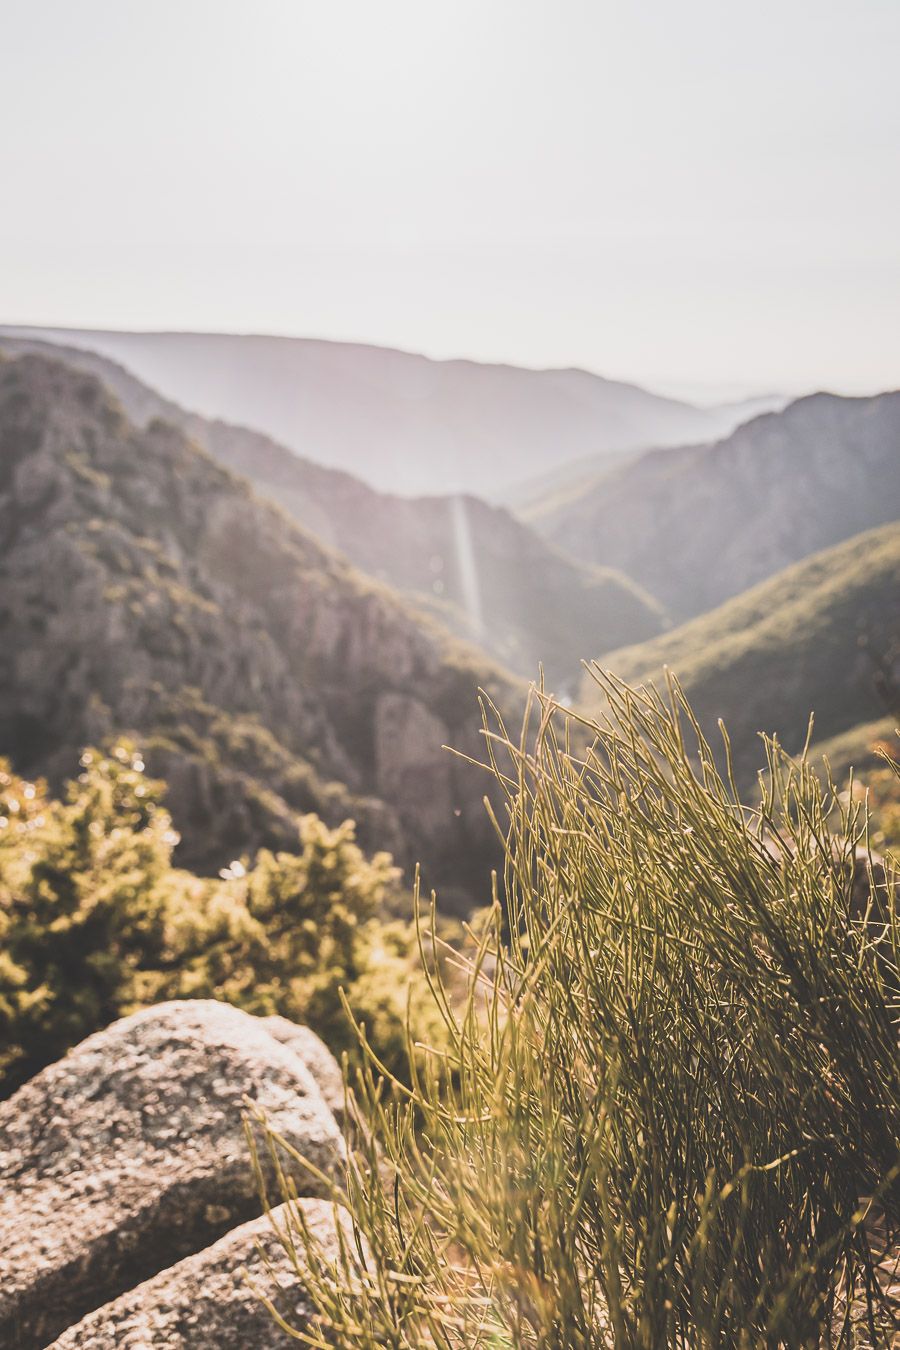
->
[[0, 1001, 349, 1348]]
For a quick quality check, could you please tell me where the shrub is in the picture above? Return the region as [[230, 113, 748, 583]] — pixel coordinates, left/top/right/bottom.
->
[[159, 816, 449, 1075], [0, 746, 437, 1094], [258, 676, 900, 1347], [0, 745, 175, 1088]]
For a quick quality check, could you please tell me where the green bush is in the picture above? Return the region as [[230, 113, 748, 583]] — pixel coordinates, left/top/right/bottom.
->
[[259, 676, 900, 1347], [0, 745, 438, 1095], [0, 746, 174, 1088], [159, 815, 449, 1074]]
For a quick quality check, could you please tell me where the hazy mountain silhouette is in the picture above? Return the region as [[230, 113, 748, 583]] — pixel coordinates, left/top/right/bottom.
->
[[531, 391, 900, 619], [0, 335, 664, 689], [0, 325, 774, 498]]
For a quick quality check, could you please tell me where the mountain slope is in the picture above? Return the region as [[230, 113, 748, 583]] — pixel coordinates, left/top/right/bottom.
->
[[532, 391, 900, 620], [0, 325, 762, 498], [505, 394, 788, 517], [0, 335, 664, 687], [586, 524, 900, 781], [0, 353, 521, 910]]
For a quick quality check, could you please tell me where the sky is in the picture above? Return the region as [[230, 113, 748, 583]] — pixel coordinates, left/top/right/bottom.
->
[[2, 0, 898, 400]]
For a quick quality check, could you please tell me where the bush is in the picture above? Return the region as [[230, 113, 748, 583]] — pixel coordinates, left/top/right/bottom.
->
[[0, 745, 438, 1095], [0, 746, 175, 1088], [259, 676, 900, 1347], [159, 815, 449, 1075]]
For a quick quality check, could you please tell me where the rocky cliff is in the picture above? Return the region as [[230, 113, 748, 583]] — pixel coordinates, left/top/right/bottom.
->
[[0, 353, 518, 908]]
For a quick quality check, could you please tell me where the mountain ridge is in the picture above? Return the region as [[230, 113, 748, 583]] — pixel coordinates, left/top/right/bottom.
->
[[0, 334, 664, 688], [0, 325, 772, 498], [0, 352, 521, 910], [533, 389, 900, 619]]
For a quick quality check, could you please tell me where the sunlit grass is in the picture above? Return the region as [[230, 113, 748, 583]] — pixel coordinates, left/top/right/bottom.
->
[[255, 675, 900, 1346]]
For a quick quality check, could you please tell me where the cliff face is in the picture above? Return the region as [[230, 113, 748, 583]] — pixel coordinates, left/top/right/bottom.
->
[[534, 391, 900, 620], [0, 335, 664, 687], [0, 354, 518, 909]]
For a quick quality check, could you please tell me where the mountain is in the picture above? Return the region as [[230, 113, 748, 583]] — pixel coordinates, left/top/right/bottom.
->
[[586, 524, 900, 781], [807, 716, 899, 786], [0, 353, 522, 911], [504, 394, 788, 517], [530, 391, 900, 620], [0, 326, 766, 499], [0, 335, 664, 689]]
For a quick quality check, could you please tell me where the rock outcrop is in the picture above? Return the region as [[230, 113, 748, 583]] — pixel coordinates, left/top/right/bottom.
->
[[0, 1001, 344, 1349], [0, 352, 516, 909], [51, 1201, 344, 1349]]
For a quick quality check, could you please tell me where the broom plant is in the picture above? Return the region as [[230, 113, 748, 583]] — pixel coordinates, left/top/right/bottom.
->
[[254, 674, 900, 1347]]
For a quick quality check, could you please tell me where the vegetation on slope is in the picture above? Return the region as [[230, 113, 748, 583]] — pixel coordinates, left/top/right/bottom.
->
[[261, 679, 900, 1347], [0, 748, 445, 1097], [583, 523, 900, 784]]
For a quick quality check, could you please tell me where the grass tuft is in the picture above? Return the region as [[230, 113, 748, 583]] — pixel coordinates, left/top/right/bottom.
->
[[260, 676, 900, 1346]]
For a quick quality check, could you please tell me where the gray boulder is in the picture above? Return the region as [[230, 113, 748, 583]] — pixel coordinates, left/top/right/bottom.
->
[[0, 1001, 344, 1350], [261, 1016, 346, 1120], [51, 1200, 344, 1348]]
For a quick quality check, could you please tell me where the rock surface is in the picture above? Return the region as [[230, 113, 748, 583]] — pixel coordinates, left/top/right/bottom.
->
[[0, 1001, 344, 1350], [51, 1200, 342, 1348], [261, 1016, 346, 1120]]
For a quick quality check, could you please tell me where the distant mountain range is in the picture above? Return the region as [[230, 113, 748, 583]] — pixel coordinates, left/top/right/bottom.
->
[[531, 390, 900, 620], [0, 335, 664, 689], [589, 523, 900, 781], [505, 394, 788, 516], [0, 353, 523, 911], [2, 330, 897, 910], [0, 326, 775, 498]]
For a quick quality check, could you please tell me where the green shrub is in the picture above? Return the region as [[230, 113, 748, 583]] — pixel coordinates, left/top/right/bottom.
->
[[258, 676, 900, 1347], [0, 746, 437, 1094], [0, 745, 175, 1088], [159, 816, 449, 1074]]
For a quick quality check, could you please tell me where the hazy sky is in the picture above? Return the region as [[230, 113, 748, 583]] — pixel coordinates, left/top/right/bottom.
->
[[3, 0, 898, 399]]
